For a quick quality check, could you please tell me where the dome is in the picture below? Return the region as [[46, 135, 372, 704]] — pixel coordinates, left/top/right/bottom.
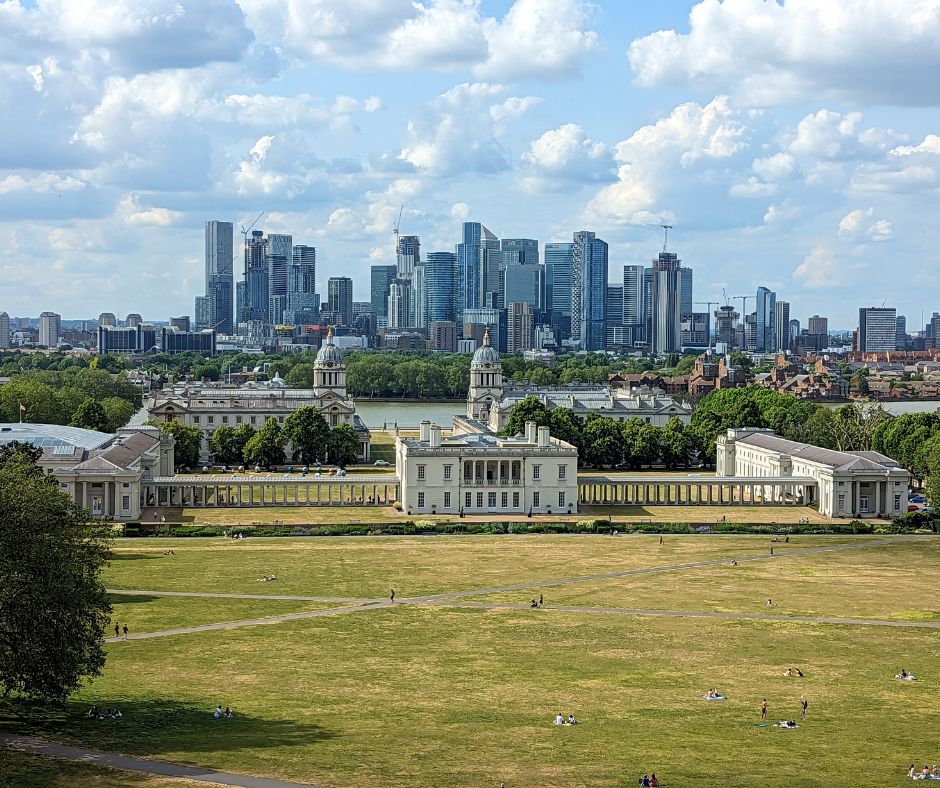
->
[[471, 327, 500, 366], [315, 326, 344, 366]]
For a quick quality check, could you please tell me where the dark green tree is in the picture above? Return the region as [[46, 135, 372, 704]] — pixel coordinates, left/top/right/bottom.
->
[[100, 397, 135, 432], [285, 363, 315, 388], [327, 424, 360, 468], [208, 425, 238, 464], [70, 398, 109, 432], [283, 406, 330, 464], [156, 421, 202, 468], [243, 417, 286, 468], [503, 396, 552, 436], [548, 409, 584, 457], [582, 415, 623, 469], [660, 417, 693, 469], [0, 442, 111, 702], [926, 439, 940, 508]]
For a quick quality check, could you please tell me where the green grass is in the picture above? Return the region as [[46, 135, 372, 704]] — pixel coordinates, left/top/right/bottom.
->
[[0, 747, 201, 787], [4, 534, 939, 786]]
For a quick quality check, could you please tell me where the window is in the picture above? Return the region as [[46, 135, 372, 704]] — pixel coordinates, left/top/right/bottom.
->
[[488, 492, 497, 508], [894, 493, 901, 511], [236, 416, 242, 424], [121, 495, 130, 510], [860, 495, 869, 512], [837, 493, 846, 510], [222, 416, 229, 424], [501, 492, 508, 508], [417, 465, 426, 480], [443, 465, 452, 480], [417, 492, 425, 508], [533, 464, 541, 480], [512, 492, 519, 508], [476, 492, 484, 508], [444, 492, 451, 508], [250, 416, 257, 424], [558, 465, 567, 480], [208, 416, 214, 424], [122, 482, 130, 488], [465, 492, 472, 508], [533, 492, 540, 508], [193, 416, 200, 424], [558, 492, 566, 507]]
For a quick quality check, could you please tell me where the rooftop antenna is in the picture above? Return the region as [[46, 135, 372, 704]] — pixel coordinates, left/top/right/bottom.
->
[[647, 223, 674, 252]]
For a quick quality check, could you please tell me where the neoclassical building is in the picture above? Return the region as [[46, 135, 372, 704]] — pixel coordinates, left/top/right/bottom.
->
[[466, 330, 692, 431], [717, 427, 909, 518], [148, 327, 371, 462], [0, 423, 174, 520], [396, 417, 579, 515]]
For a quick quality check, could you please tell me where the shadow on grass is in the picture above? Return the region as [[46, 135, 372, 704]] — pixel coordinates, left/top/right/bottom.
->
[[108, 553, 160, 561], [0, 698, 336, 757], [107, 594, 161, 605]]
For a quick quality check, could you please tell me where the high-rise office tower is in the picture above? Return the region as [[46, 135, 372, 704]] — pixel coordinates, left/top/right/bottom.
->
[[397, 235, 420, 280], [680, 313, 709, 346], [679, 266, 693, 318], [896, 315, 909, 350], [205, 220, 234, 334], [412, 264, 427, 329], [622, 266, 645, 325], [715, 305, 739, 348], [428, 320, 457, 352], [266, 233, 292, 325], [755, 286, 777, 352], [285, 244, 317, 324], [125, 314, 142, 327], [501, 263, 543, 310], [0, 312, 10, 349], [544, 242, 574, 329], [606, 285, 624, 347], [571, 230, 608, 351], [807, 315, 828, 336], [370, 264, 398, 322], [243, 230, 268, 324], [98, 312, 117, 327], [774, 300, 791, 352], [327, 276, 354, 326], [456, 222, 499, 315], [501, 238, 539, 266], [387, 279, 412, 330], [170, 316, 191, 332], [744, 312, 758, 351], [506, 302, 535, 352], [194, 296, 211, 329], [38, 311, 60, 348], [649, 252, 681, 354], [858, 307, 897, 352], [425, 252, 458, 325], [643, 268, 654, 342], [926, 313, 940, 349]]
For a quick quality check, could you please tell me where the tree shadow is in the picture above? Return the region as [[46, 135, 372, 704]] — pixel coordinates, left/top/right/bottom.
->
[[107, 594, 161, 605], [108, 553, 160, 561], [0, 698, 336, 757]]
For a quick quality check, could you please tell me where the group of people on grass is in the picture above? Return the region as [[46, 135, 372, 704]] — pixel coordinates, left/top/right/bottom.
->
[[759, 695, 808, 725], [910, 764, 940, 780], [258, 573, 278, 581], [704, 689, 726, 700], [897, 669, 918, 680], [530, 594, 545, 608], [213, 705, 234, 719], [113, 623, 128, 639], [638, 773, 660, 786], [553, 713, 578, 726], [86, 706, 122, 720], [784, 667, 804, 677]]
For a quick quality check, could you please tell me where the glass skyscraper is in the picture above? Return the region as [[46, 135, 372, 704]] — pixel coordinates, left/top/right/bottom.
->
[[425, 252, 458, 325], [544, 242, 574, 318], [456, 222, 499, 315], [571, 230, 608, 351], [371, 264, 397, 321], [204, 220, 234, 334], [755, 285, 776, 352]]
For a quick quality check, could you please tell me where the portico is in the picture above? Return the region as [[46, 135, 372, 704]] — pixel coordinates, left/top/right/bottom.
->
[[578, 475, 815, 506]]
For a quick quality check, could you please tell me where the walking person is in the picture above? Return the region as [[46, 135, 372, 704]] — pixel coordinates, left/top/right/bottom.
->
[[539, 593, 543, 607], [122, 624, 128, 640], [390, 588, 396, 603], [760, 699, 768, 720], [770, 545, 774, 556], [659, 535, 664, 545], [800, 695, 808, 719], [114, 623, 120, 639]]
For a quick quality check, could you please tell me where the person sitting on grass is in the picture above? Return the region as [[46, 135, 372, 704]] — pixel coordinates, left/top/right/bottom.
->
[[650, 775, 659, 787], [531, 599, 539, 608], [554, 713, 564, 725], [214, 705, 222, 719], [224, 707, 233, 719], [567, 714, 577, 725], [795, 668, 804, 677], [785, 668, 792, 677], [86, 705, 98, 718]]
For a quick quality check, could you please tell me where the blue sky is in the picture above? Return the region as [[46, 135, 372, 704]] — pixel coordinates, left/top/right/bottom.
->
[[1, 0, 939, 329]]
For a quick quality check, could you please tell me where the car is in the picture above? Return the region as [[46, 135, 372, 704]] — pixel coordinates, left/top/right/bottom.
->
[[374, 459, 390, 466], [908, 504, 921, 512], [910, 495, 926, 503]]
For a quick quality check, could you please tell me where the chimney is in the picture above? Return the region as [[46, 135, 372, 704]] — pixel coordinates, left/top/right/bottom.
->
[[429, 425, 442, 448], [537, 426, 550, 447], [419, 420, 431, 442], [525, 421, 537, 443]]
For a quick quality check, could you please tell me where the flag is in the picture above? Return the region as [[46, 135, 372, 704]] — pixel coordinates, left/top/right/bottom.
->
[[19, 403, 25, 413]]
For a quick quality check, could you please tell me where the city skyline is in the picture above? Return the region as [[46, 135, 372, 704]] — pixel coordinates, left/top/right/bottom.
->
[[2, 1, 939, 325]]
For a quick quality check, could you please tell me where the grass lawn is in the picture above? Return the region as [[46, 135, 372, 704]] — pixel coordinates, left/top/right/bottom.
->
[[5, 535, 938, 786], [0, 748, 202, 787], [101, 535, 860, 598]]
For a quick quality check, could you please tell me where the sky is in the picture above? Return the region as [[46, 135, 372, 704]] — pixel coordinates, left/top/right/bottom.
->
[[1, 0, 939, 329]]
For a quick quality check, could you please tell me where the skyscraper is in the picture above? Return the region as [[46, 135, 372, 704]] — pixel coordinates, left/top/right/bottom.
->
[[412, 264, 427, 329], [397, 235, 420, 280], [266, 233, 292, 325], [327, 276, 354, 326], [649, 252, 681, 354], [205, 220, 234, 334], [194, 296, 211, 329], [622, 265, 646, 340], [755, 286, 777, 352], [38, 311, 60, 348], [387, 279, 412, 329], [370, 264, 398, 322], [606, 285, 624, 347], [243, 230, 268, 325], [425, 252, 458, 325], [679, 266, 693, 318], [571, 230, 608, 351], [808, 315, 828, 337], [506, 302, 535, 352], [715, 305, 739, 348], [502, 263, 543, 310], [285, 244, 317, 324], [858, 307, 897, 352], [895, 315, 909, 350], [544, 242, 574, 326], [0, 312, 10, 349], [500, 238, 539, 266], [98, 312, 117, 327], [774, 300, 791, 352], [456, 222, 499, 316]]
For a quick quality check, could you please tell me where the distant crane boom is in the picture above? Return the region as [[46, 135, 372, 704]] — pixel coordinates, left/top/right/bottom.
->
[[647, 222, 674, 252]]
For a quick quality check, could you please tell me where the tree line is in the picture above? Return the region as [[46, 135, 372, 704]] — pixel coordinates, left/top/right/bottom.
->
[[154, 406, 361, 469]]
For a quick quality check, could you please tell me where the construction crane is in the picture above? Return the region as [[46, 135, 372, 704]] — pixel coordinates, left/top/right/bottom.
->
[[393, 204, 404, 251], [734, 294, 754, 319], [695, 300, 720, 351], [647, 223, 674, 252], [237, 211, 265, 268]]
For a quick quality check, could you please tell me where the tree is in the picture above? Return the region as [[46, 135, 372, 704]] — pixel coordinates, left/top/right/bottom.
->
[[926, 439, 940, 508], [582, 415, 623, 469], [101, 397, 135, 432], [327, 423, 360, 468], [156, 421, 202, 468], [503, 396, 552, 436], [0, 442, 111, 702], [70, 398, 109, 432], [285, 363, 315, 388], [243, 417, 286, 468], [209, 425, 238, 464], [548, 409, 583, 457], [660, 417, 693, 469], [283, 406, 330, 464]]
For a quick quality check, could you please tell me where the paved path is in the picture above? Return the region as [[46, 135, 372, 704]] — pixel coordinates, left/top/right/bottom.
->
[[424, 600, 940, 629], [108, 589, 371, 603], [0, 733, 316, 787], [104, 536, 934, 642]]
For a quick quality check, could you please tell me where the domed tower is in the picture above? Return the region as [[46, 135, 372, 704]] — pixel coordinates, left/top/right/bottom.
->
[[314, 326, 347, 398], [467, 327, 503, 423]]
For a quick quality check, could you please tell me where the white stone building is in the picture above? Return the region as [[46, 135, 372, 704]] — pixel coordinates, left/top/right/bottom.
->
[[148, 328, 371, 462], [396, 418, 579, 516], [716, 428, 909, 518], [466, 329, 691, 431], [0, 423, 174, 520]]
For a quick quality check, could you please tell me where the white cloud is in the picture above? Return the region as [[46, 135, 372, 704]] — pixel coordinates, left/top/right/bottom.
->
[[628, 0, 940, 106], [450, 202, 472, 220], [763, 200, 801, 225], [751, 152, 797, 182], [520, 123, 613, 190], [891, 134, 940, 157], [0, 172, 86, 195], [118, 194, 184, 226], [489, 95, 542, 123], [794, 245, 862, 288], [838, 208, 894, 241], [729, 177, 777, 198]]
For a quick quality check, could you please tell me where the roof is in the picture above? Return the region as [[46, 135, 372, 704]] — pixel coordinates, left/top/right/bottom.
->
[[733, 430, 903, 472], [0, 423, 112, 451]]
